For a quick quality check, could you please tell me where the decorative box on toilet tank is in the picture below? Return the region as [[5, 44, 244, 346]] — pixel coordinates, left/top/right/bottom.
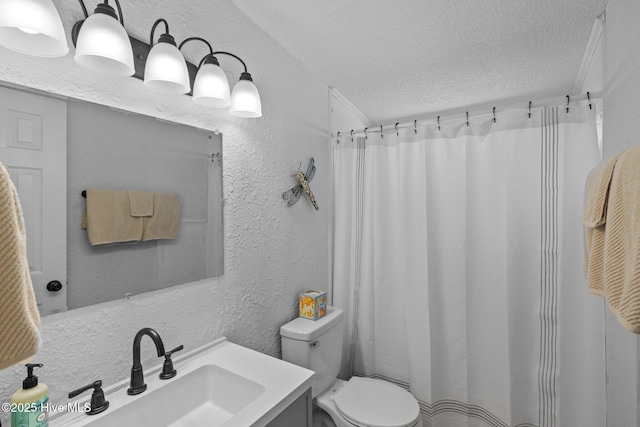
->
[[299, 290, 327, 320]]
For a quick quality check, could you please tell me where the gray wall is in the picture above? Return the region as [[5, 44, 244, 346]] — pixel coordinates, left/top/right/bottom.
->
[[602, 0, 640, 425]]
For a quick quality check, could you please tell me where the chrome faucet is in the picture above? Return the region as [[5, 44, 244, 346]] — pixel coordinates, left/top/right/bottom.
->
[[127, 327, 166, 395]]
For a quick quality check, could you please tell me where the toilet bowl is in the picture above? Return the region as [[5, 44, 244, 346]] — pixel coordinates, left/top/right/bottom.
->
[[313, 407, 336, 427], [316, 378, 423, 427], [280, 306, 424, 427]]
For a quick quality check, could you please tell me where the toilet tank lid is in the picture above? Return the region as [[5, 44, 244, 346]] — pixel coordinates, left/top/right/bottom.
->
[[280, 306, 343, 341]]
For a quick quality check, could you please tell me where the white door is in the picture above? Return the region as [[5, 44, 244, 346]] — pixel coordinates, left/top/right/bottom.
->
[[0, 85, 67, 315]]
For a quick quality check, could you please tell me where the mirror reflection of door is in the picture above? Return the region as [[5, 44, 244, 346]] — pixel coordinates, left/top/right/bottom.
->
[[0, 85, 67, 315]]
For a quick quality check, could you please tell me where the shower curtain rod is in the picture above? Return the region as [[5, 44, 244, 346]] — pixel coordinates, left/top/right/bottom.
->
[[335, 91, 602, 139]]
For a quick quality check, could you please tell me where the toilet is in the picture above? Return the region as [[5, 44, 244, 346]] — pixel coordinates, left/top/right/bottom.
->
[[280, 306, 424, 427]]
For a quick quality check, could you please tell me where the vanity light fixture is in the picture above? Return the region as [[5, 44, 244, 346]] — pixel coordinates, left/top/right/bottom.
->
[[179, 37, 231, 108], [0, 0, 68, 57], [178, 37, 262, 117], [228, 67, 262, 118], [143, 19, 190, 95], [72, 0, 135, 77], [0, 0, 263, 117]]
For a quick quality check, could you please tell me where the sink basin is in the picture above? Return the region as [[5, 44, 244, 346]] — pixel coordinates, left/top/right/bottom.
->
[[53, 337, 313, 427], [82, 365, 265, 427]]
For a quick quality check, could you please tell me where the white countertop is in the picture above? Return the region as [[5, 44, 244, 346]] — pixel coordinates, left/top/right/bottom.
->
[[52, 337, 314, 426]]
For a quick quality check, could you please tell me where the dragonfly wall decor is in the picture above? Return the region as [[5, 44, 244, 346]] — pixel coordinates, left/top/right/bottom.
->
[[282, 158, 319, 210]]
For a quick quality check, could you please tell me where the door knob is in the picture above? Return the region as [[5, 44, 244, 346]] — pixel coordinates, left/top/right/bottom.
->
[[46, 280, 63, 292]]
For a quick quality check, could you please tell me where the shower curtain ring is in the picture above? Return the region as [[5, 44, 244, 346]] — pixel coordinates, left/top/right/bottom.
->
[[587, 92, 592, 110], [364, 127, 368, 139], [350, 130, 354, 142], [566, 95, 570, 113], [528, 101, 532, 118], [380, 125, 383, 138], [437, 116, 441, 131], [414, 120, 417, 134], [395, 123, 399, 136]]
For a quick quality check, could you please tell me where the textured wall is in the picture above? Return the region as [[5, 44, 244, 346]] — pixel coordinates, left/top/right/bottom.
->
[[602, 0, 640, 425], [603, 0, 640, 157], [0, 0, 329, 422]]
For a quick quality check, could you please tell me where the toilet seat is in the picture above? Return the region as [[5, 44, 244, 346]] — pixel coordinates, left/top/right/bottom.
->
[[333, 377, 421, 427]]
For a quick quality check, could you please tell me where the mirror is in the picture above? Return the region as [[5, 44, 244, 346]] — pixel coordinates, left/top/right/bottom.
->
[[0, 83, 223, 316]]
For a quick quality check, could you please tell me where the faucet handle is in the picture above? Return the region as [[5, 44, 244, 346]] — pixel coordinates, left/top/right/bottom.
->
[[160, 345, 184, 380], [68, 380, 110, 416], [165, 345, 184, 357]]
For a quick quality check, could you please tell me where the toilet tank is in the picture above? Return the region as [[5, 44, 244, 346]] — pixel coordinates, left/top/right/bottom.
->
[[280, 306, 344, 398]]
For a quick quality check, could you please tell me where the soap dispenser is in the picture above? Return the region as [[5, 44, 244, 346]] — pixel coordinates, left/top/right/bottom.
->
[[11, 363, 49, 427]]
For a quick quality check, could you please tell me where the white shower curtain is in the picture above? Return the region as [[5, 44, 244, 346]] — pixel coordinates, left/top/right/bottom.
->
[[332, 105, 606, 427]]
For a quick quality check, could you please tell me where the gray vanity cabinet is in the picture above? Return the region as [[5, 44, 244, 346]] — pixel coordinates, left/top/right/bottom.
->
[[265, 388, 312, 427]]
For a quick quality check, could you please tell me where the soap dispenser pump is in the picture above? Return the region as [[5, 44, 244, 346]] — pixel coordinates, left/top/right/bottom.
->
[[11, 363, 49, 427]]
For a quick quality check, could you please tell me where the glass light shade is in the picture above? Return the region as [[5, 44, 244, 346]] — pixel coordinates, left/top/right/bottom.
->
[[192, 63, 231, 108], [144, 42, 190, 95], [74, 13, 134, 77], [0, 0, 68, 57], [229, 79, 262, 118]]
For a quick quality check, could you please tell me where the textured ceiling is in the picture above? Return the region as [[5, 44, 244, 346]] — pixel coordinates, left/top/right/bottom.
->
[[232, 0, 607, 124]]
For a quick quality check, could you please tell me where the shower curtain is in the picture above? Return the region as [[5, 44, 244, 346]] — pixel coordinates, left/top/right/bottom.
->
[[332, 105, 606, 427]]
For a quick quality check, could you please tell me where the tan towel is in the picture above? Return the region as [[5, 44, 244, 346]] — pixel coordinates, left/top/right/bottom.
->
[[585, 225, 607, 296], [582, 151, 625, 228], [588, 147, 640, 333], [142, 193, 180, 241], [85, 189, 143, 245], [0, 162, 41, 370], [583, 151, 624, 295], [128, 191, 154, 217]]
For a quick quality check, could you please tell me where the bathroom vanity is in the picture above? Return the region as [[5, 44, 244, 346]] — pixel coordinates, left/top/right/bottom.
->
[[52, 338, 313, 426]]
